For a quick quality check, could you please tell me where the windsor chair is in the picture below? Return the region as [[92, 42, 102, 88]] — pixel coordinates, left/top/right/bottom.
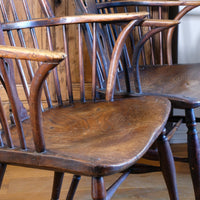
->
[[0, 0, 177, 200], [40, 0, 180, 199], [75, 0, 200, 199]]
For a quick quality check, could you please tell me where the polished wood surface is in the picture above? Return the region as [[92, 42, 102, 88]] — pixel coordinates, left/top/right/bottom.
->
[[140, 64, 200, 108], [0, 45, 66, 62], [3, 97, 170, 176], [0, 144, 194, 200], [2, 12, 149, 30], [116, 64, 200, 108]]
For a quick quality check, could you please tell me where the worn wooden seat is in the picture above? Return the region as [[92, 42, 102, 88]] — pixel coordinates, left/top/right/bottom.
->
[[3, 97, 170, 176], [140, 64, 200, 107], [118, 64, 200, 107], [75, 0, 200, 199], [0, 1, 177, 199]]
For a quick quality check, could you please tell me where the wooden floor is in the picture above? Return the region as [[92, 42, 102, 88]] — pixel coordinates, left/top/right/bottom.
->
[[0, 144, 195, 199]]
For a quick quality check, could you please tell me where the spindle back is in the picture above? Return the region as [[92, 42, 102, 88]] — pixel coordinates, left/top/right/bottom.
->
[[0, 0, 147, 152], [75, 0, 183, 94]]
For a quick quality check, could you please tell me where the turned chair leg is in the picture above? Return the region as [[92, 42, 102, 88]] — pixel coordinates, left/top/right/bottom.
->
[[66, 175, 81, 200], [157, 131, 179, 200], [92, 177, 107, 200], [185, 108, 200, 200], [0, 163, 6, 188], [51, 172, 64, 200]]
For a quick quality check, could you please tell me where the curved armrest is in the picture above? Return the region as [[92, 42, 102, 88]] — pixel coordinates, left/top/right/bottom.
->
[[2, 12, 149, 31], [106, 19, 179, 101], [0, 45, 66, 63], [142, 19, 179, 27], [30, 61, 60, 152], [96, 0, 200, 9], [94, 0, 200, 65], [0, 45, 65, 152]]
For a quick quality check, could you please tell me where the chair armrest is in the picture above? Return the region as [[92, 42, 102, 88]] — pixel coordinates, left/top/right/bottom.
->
[[0, 44, 66, 152], [0, 45, 66, 63], [96, 0, 200, 9], [2, 12, 149, 31], [141, 19, 179, 27], [106, 18, 179, 101]]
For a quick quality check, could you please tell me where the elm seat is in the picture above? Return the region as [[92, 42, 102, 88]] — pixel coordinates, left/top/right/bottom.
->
[[2, 97, 170, 177], [118, 64, 200, 108], [140, 64, 200, 108]]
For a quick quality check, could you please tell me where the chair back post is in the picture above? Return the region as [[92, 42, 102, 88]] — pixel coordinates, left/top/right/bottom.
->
[[106, 19, 145, 101], [30, 62, 61, 153]]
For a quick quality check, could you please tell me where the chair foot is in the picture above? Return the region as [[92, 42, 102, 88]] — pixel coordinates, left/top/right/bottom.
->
[[66, 175, 81, 200], [157, 131, 179, 200], [92, 177, 107, 200], [0, 163, 6, 188], [185, 108, 200, 200], [51, 172, 64, 200]]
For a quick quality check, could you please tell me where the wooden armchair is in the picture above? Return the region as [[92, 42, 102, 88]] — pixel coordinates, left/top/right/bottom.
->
[[0, 0, 178, 200], [75, 0, 200, 199]]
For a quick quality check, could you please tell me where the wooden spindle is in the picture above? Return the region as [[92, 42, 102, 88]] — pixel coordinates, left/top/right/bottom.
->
[[135, 6, 146, 65], [66, 175, 81, 200], [147, 6, 155, 65], [78, 24, 85, 102], [46, 26, 63, 105], [0, 58, 26, 149], [22, 0, 52, 108], [107, 172, 130, 199], [0, 97, 13, 148], [92, 23, 97, 101], [10, 0, 34, 92], [96, 52, 105, 88], [63, 25, 73, 103], [0, 0, 30, 102], [159, 6, 163, 65]]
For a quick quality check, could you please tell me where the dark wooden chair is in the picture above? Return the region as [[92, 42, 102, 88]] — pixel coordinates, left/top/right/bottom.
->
[[0, 0, 177, 200], [75, 0, 200, 199], [41, 0, 180, 199]]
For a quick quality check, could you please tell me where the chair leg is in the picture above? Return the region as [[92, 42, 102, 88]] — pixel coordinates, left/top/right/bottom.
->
[[92, 177, 107, 200], [157, 131, 179, 200], [51, 172, 64, 200], [185, 108, 200, 200], [66, 175, 81, 200], [0, 163, 6, 188]]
